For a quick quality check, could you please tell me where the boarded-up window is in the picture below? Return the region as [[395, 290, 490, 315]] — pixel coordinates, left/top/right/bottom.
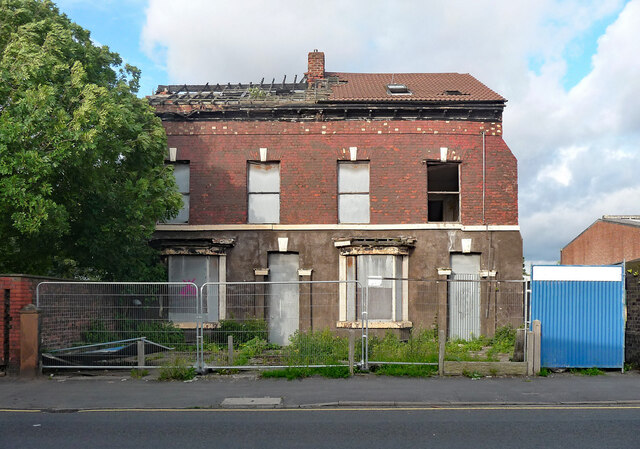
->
[[338, 162, 369, 223], [427, 162, 459, 222], [168, 255, 218, 322], [248, 162, 280, 223], [346, 254, 403, 321], [166, 163, 190, 223]]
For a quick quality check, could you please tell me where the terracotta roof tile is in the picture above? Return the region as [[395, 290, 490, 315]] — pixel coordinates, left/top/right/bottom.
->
[[325, 72, 505, 102]]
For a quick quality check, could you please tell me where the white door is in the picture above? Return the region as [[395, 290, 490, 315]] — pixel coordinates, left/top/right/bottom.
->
[[268, 253, 299, 346], [449, 254, 481, 340]]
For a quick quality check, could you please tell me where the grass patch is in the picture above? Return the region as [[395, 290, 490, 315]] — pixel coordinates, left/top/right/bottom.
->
[[210, 319, 268, 346], [538, 367, 550, 377], [285, 329, 349, 365], [234, 337, 278, 366], [130, 368, 149, 379], [446, 325, 518, 362], [158, 359, 197, 381], [373, 364, 437, 377], [261, 366, 350, 380], [462, 370, 483, 379], [369, 329, 439, 364], [486, 326, 517, 358], [570, 367, 605, 376]]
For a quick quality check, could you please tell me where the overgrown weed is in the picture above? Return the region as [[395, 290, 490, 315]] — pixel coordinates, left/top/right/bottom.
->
[[261, 366, 350, 380], [158, 358, 196, 381]]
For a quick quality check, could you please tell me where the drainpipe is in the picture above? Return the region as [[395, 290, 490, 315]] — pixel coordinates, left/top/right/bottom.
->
[[482, 130, 486, 225]]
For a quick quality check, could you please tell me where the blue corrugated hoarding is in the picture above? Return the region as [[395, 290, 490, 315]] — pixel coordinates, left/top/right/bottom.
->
[[531, 265, 624, 368]]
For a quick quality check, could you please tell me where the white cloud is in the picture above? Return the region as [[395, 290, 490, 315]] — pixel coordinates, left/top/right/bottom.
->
[[536, 146, 587, 186], [141, 0, 639, 265]]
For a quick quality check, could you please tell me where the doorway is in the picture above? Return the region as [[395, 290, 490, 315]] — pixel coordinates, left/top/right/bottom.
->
[[449, 254, 481, 340], [268, 253, 300, 346]]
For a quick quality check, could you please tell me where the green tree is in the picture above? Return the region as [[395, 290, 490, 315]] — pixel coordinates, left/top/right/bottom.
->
[[0, 0, 181, 280]]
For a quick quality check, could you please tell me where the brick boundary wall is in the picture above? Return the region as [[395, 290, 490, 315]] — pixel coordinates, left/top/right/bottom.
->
[[0, 275, 68, 373], [625, 260, 640, 365]]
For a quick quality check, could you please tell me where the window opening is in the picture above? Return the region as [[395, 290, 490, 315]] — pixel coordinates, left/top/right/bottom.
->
[[345, 254, 403, 322], [248, 162, 280, 223], [165, 162, 190, 223], [338, 161, 369, 223], [427, 162, 460, 222]]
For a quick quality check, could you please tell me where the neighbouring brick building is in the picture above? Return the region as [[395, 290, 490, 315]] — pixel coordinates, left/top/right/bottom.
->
[[561, 216, 640, 265], [148, 50, 522, 343], [0, 275, 60, 372]]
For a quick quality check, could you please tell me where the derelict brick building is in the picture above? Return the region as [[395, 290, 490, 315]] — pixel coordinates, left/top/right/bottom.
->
[[148, 51, 522, 342]]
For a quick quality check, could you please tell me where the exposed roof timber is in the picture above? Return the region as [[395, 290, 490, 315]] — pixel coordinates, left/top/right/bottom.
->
[[156, 75, 308, 95]]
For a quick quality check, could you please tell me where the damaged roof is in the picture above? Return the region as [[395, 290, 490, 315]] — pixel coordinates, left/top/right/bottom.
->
[[149, 72, 504, 106], [149, 51, 506, 121]]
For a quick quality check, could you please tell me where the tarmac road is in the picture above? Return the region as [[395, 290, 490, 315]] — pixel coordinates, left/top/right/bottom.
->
[[2, 405, 640, 449]]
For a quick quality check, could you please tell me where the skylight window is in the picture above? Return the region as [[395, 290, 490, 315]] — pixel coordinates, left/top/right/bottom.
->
[[387, 83, 411, 95], [444, 90, 464, 95]]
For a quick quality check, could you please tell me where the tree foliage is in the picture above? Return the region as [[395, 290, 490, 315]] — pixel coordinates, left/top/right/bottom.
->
[[0, 0, 181, 280]]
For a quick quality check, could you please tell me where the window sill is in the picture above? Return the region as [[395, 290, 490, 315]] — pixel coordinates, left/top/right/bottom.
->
[[336, 321, 413, 329]]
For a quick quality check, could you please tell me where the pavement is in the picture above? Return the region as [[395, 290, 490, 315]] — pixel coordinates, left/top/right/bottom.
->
[[2, 370, 640, 410]]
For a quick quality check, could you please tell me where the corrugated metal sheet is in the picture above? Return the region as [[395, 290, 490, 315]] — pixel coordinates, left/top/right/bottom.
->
[[531, 265, 624, 368], [449, 274, 481, 340]]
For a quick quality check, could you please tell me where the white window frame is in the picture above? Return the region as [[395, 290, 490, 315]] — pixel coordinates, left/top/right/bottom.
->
[[167, 254, 226, 325], [248, 161, 280, 224], [337, 247, 411, 328], [338, 161, 370, 224], [164, 162, 190, 224]]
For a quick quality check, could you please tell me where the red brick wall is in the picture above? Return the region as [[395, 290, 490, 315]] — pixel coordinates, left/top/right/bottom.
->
[[307, 50, 325, 84], [0, 275, 59, 371], [561, 221, 640, 265], [163, 119, 518, 226]]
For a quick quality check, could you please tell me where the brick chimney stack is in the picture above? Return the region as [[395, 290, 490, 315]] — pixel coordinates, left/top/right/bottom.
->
[[307, 50, 325, 86]]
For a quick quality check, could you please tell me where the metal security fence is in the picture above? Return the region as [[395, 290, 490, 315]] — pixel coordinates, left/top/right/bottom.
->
[[35, 278, 527, 372], [364, 278, 528, 369], [364, 278, 441, 370], [37, 282, 198, 369], [198, 281, 365, 370]]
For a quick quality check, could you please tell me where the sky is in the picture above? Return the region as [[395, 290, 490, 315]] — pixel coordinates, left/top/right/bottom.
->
[[55, 0, 640, 268]]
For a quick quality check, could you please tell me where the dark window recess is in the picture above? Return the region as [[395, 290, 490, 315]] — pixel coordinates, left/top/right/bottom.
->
[[427, 162, 460, 222], [444, 90, 465, 95]]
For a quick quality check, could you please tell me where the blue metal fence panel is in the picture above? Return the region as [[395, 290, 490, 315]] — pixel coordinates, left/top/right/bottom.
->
[[531, 265, 624, 368]]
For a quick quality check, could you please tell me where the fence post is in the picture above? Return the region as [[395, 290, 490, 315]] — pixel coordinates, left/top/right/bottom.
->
[[533, 320, 541, 375], [228, 335, 234, 366], [438, 329, 445, 376], [137, 338, 146, 368], [348, 330, 355, 376], [19, 304, 40, 377], [526, 329, 534, 376]]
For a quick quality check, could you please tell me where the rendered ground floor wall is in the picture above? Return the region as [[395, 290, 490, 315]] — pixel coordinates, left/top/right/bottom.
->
[[153, 228, 524, 338]]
